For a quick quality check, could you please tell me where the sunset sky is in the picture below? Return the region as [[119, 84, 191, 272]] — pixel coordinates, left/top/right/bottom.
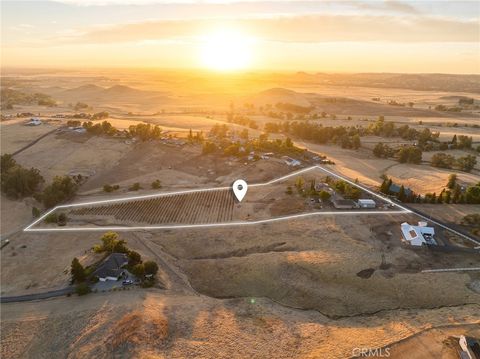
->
[[1, 0, 479, 73]]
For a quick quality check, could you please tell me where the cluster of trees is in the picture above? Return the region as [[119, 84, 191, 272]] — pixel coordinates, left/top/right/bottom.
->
[[289, 177, 331, 200], [372, 143, 396, 158], [450, 134, 473, 150], [431, 153, 477, 172], [128, 123, 162, 141], [264, 121, 361, 149], [83, 120, 117, 136], [1, 154, 44, 198], [380, 174, 480, 204], [434, 104, 462, 112], [424, 180, 480, 205], [325, 177, 362, 200], [205, 124, 302, 158], [44, 212, 67, 226], [1, 88, 56, 109], [187, 129, 205, 143], [209, 123, 229, 139], [91, 111, 109, 120], [226, 113, 259, 129], [40, 176, 79, 208], [73, 102, 89, 111], [275, 102, 313, 114], [373, 143, 422, 164], [379, 177, 418, 203], [397, 146, 422, 164], [367, 117, 439, 147], [1, 154, 79, 208]]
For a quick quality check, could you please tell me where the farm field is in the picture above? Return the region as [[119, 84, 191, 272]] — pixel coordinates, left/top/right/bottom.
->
[[29, 167, 401, 230]]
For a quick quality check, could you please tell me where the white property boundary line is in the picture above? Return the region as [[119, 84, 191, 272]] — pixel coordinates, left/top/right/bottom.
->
[[24, 165, 411, 232], [422, 268, 480, 273]]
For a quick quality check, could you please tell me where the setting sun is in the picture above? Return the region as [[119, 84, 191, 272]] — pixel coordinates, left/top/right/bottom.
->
[[200, 29, 253, 71]]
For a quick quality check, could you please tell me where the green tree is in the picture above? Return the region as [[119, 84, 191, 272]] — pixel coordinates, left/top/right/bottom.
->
[[373, 143, 385, 158], [128, 250, 142, 266], [41, 176, 78, 208], [100, 232, 119, 252], [71, 257, 86, 283], [447, 174, 457, 189], [144, 261, 159, 276], [352, 134, 361, 149], [455, 155, 477, 172], [131, 263, 145, 278], [398, 185, 406, 202], [0, 154, 16, 175], [295, 176, 305, 190], [1, 166, 44, 199]]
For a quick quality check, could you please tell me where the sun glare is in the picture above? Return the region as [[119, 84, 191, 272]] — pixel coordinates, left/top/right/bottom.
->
[[200, 29, 253, 71]]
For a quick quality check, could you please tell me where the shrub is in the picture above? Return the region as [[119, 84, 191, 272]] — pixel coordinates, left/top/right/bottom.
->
[[141, 278, 155, 288], [319, 190, 331, 201], [151, 179, 161, 189], [32, 207, 41, 218], [57, 213, 67, 226], [44, 213, 58, 224], [103, 184, 114, 192], [128, 182, 142, 191], [75, 282, 91, 296]]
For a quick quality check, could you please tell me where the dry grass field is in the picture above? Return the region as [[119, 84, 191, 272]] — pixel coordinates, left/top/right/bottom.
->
[[0, 119, 59, 154], [2, 214, 479, 358]]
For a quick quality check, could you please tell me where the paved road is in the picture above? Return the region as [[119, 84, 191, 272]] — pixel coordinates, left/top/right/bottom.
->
[[0, 287, 74, 303]]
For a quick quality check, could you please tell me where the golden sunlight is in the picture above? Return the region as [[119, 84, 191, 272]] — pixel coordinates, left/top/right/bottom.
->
[[199, 29, 254, 71]]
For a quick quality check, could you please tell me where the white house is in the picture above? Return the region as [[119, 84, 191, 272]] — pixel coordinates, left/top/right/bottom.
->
[[400, 221, 436, 246], [26, 118, 42, 126], [358, 199, 376, 208]]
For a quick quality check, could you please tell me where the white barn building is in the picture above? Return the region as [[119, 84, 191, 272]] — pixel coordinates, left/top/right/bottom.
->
[[358, 199, 376, 208]]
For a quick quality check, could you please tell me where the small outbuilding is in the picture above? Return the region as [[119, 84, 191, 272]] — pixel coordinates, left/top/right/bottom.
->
[[358, 199, 376, 208]]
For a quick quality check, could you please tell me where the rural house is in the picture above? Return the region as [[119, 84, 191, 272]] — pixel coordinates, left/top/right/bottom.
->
[[93, 253, 128, 281], [400, 221, 436, 246]]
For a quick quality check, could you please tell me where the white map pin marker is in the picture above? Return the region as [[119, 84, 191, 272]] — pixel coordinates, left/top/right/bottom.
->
[[232, 179, 248, 202]]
